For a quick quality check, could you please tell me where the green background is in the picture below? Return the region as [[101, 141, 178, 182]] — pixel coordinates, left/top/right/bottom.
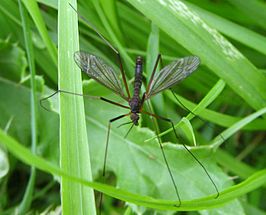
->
[[0, 0, 265, 214]]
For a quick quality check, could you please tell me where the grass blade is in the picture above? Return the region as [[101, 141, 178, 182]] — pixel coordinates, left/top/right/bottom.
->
[[58, 1, 96, 214], [187, 2, 266, 56], [211, 107, 266, 148], [228, 0, 266, 30], [17, 0, 37, 213], [146, 79, 225, 141], [127, 0, 266, 110], [22, 0, 57, 66], [0, 128, 266, 211]]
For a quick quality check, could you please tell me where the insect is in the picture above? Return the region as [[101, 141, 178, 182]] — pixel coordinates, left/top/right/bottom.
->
[[73, 51, 208, 205], [41, 3, 220, 212]]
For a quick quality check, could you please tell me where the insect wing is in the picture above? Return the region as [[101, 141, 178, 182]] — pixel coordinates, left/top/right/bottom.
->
[[74, 51, 127, 100], [146, 56, 200, 99]]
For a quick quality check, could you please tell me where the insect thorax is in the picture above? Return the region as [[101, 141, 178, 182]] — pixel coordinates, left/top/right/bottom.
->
[[129, 97, 141, 113]]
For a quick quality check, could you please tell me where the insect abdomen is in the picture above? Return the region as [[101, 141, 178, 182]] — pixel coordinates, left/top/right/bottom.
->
[[133, 56, 143, 98], [129, 57, 143, 112]]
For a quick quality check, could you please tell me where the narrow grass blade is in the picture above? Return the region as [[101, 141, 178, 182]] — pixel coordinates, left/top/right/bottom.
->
[[99, 0, 125, 45], [187, 2, 266, 56], [22, 0, 57, 65], [146, 79, 225, 142], [91, 0, 134, 71], [228, 0, 266, 30], [0, 128, 266, 211], [215, 149, 256, 180], [166, 93, 266, 130], [179, 79, 225, 121], [146, 23, 160, 78], [58, 1, 96, 214], [145, 23, 162, 131], [17, 1, 37, 213], [127, 0, 266, 111], [211, 107, 266, 148]]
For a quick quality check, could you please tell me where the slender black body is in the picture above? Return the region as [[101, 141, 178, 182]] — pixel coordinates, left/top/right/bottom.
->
[[129, 56, 143, 125]]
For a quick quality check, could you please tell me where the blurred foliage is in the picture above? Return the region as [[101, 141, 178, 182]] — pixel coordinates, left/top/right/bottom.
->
[[0, 0, 265, 214]]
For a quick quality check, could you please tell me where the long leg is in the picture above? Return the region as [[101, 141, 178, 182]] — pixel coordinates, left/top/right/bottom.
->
[[99, 113, 130, 214], [40, 89, 130, 111], [142, 110, 220, 199], [116, 53, 131, 99], [145, 54, 161, 97], [141, 104, 181, 206], [139, 54, 162, 111], [69, 3, 131, 100], [170, 89, 225, 143]]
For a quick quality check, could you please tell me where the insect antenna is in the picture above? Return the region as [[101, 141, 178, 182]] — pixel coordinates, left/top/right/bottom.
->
[[124, 123, 135, 139], [117, 121, 132, 128], [116, 121, 135, 138]]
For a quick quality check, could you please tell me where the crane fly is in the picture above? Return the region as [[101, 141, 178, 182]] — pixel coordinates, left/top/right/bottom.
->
[[73, 51, 219, 204], [40, 3, 220, 212]]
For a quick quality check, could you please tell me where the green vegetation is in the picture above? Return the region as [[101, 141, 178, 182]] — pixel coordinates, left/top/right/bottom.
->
[[0, 0, 265, 214]]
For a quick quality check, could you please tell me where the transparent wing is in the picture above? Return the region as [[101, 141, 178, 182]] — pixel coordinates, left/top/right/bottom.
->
[[74, 51, 127, 100], [146, 56, 200, 99]]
